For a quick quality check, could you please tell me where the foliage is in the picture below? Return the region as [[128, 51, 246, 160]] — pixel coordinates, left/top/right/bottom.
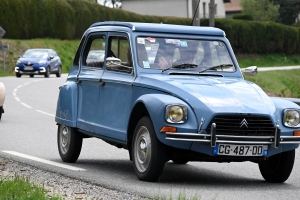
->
[[240, 0, 278, 22], [275, 0, 300, 25], [232, 14, 254, 21], [201, 18, 300, 54], [0, 176, 61, 199], [0, 0, 190, 40]]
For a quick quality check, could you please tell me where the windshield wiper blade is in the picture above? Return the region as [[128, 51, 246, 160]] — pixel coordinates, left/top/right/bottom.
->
[[199, 64, 233, 73], [172, 63, 198, 69], [162, 63, 197, 73]]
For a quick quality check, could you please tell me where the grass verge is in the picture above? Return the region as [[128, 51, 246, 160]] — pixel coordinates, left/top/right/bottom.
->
[[0, 176, 61, 199]]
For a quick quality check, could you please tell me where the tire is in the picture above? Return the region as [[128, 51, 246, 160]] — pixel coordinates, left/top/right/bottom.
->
[[56, 66, 62, 77], [259, 149, 295, 183], [44, 66, 50, 78], [132, 116, 166, 182], [57, 124, 82, 163], [16, 73, 21, 78], [29, 74, 34, 78], [0, 106, 3, 120], [172, 157, 189, 164]]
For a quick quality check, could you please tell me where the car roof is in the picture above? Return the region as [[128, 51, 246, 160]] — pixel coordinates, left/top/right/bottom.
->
[[26, 48, 52, 51], [89, 21, 225, 36]]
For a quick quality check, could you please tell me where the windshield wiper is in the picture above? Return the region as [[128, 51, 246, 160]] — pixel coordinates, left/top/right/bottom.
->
[[162, 63, 197, 73], [199, 64, 233, 73]]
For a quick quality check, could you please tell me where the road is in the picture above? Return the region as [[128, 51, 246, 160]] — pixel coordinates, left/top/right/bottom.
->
[[1, 74, 300, 200]]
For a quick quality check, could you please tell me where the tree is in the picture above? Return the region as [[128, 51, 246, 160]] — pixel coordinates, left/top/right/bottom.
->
[[273, 0, 300, 25], [240, 0, 278, 22]]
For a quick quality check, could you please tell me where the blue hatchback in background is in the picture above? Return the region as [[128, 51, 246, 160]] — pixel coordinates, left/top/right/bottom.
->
[[15, 48, 62, 78]]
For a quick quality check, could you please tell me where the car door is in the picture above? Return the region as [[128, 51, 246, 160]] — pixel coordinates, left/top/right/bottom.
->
[[49, 50, 58, 72], [76, 33, 107, 133], [94, 32, 134, 141]]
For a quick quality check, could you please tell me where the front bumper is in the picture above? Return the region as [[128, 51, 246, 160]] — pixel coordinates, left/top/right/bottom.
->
[[15, 66, 46, 74], [166, 123, 300, 148]]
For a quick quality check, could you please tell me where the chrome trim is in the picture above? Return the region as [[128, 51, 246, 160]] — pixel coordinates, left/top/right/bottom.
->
[[165, 132, 300, 147]]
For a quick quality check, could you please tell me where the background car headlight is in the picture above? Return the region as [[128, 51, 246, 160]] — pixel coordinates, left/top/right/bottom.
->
[[38, 60, 46, 64], [165, 104, 187, 123], [284, 109, 300, 127]]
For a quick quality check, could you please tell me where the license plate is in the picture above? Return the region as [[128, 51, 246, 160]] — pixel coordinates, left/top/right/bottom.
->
[[24, 66, 33, 70], [213, 144, 268, 156]]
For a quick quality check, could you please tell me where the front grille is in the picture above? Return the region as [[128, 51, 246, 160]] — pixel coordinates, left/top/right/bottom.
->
[[206, 115, 275, 136], [24, 63, 34, 66]]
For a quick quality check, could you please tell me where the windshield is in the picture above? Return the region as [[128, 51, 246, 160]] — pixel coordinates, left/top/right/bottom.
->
[[136, 37, 235, 72], [23, 50, 48, 58]]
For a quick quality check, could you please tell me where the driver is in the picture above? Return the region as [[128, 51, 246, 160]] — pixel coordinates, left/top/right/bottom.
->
[[158, 40, 199, 69]]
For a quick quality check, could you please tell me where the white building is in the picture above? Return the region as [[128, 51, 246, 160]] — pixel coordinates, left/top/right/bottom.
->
[[121, 0, 230, 23]]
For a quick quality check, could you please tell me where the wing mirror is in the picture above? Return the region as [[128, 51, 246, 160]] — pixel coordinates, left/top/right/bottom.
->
[[244, 66, 257, 76], [106, 57, 121, 67]]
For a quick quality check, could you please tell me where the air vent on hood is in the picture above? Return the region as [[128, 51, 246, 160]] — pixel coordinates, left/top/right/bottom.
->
[[168, 72, 223, 77]]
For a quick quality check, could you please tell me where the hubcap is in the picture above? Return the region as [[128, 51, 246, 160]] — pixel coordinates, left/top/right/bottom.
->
[[60, 126, 70, 154], [134, 126, 151, 173]]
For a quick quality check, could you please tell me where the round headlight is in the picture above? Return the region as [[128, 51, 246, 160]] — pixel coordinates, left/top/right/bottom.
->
[[165, 104, 187, 123], [284, 110, 300, 127]]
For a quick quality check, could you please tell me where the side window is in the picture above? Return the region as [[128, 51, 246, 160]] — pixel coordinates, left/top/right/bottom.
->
[[83, 35, 106, 68], [107, 35, 132, 73]]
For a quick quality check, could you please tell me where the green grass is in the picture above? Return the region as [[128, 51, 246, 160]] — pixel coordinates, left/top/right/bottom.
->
[[243, 69, 300, 98], [237, 53, 300, 68], [0, 176, 61, 199]]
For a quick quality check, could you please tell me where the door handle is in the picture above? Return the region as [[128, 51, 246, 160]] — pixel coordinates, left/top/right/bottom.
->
[[99, 78, 105, 86]]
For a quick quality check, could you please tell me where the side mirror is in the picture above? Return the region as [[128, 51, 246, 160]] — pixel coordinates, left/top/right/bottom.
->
[[50, 56, 54, 60], [106, 57, 121, 67], [105, 57, 133, 73], [244, 66, 257, 76]]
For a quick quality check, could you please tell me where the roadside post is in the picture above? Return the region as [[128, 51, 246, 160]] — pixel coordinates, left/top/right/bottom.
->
[[0, 26, 9, 74]]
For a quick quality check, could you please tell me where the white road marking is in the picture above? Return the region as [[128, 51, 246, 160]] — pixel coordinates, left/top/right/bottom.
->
[[15, 97, 20, 101], [36, 110, 55, 117], [21, 102, 32, 108], [2, 151, 86, 171], [17, 85, 23, 88]]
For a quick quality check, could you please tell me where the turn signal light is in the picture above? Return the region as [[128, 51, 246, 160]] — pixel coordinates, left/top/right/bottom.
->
[[160, 126, 177, 133], [294, 130, 300, 136]]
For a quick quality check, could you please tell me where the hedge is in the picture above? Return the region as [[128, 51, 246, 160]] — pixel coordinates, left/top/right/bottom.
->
[[0, 0, 299, 54]]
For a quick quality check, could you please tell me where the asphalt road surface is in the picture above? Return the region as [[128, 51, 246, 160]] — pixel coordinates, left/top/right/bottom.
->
[[1, 74, 300, 200]]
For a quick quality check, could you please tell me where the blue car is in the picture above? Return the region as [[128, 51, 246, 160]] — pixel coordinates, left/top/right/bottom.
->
[[55, 22, 300, 182], [15, 48, 62, 78]]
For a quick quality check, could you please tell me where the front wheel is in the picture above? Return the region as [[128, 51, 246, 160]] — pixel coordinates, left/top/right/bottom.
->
[[16, 73, 21, 78], [132, 116, 166, 182], [57, 124, 82, 163], [0, 106, 3, 120], [56, 66, 62, 77], [259, 149, 295, 183], [44, 66, 50, 78]]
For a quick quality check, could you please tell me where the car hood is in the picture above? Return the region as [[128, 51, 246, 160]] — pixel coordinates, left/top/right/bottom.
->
[[18, 57, 46, 63], [137, 74, 276, 116]]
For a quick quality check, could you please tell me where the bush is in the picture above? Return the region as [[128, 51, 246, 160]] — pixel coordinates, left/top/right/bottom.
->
[[232, 14, 254, 21]]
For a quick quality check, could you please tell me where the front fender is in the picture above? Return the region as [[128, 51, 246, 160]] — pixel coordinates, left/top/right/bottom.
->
[[55, 81, 78, 127], [134, 94, 198, 149]]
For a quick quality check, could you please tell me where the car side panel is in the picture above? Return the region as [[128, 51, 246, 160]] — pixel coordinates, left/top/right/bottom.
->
[[55, 81, 78, 127]]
